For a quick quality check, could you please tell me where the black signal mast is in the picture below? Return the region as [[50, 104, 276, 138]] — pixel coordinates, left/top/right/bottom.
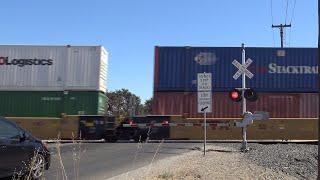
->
[[272, 24, 291, 48]]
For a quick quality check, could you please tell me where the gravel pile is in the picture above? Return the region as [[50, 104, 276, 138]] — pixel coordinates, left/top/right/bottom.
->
[[201, 142, 318, 179], [240, 143, 318, 179]]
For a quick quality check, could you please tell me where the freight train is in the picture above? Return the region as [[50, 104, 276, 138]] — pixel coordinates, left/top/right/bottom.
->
[[151, 46, 318, 140], [5, 114, 318, 141], [6, 115, 171, 142], [0, 45, 318, 141]]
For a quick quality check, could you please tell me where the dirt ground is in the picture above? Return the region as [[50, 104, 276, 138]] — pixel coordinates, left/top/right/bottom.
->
[[108, 145, 298, 180]]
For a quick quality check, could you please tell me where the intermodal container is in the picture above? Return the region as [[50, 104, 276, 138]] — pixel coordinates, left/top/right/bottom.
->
[[152, 92, 318, 118], [0, 45, 108, 92], [0, 91, 106, 117], [7, 117, 61, 140], [154, 46, 318, 92]]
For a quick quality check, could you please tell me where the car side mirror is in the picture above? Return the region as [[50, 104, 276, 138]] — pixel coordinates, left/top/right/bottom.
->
[[19, 132, 26, 142]]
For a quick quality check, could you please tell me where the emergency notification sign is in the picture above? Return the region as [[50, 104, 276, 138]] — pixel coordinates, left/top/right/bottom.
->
[[197, 73, 212, 91], [197, 73, 212, 113]]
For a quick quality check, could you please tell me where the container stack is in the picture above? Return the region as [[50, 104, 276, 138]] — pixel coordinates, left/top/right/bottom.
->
[[152, 46, 318, 119], [0, 45, 108, 117]]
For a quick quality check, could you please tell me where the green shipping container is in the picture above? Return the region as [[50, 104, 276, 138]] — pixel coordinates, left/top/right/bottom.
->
[[0, 91, 106, 117]]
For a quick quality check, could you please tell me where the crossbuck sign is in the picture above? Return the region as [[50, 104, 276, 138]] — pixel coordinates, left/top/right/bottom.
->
[[232, 58, 253, 80]]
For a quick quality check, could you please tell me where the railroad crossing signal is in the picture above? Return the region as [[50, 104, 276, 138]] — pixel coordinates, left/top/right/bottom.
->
[[232, 58, 253, 79], [229, 88, 258, 102]]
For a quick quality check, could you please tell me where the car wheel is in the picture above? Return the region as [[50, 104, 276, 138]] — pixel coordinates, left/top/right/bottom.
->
[[30, 154, 46, 179]]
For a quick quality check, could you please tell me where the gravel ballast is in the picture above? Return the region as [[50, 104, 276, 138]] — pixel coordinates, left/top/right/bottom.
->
[[240, 143, 318, 179], [108, 143, 318, 180], [202, 143, 318, 179]]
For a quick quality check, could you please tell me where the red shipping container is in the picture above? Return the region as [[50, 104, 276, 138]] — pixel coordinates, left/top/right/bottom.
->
[[152, 92, 318, 118]]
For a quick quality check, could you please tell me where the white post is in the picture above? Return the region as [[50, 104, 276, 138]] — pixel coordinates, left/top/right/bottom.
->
[[204, 109, 207, 156], [241, 43, 248, 151]]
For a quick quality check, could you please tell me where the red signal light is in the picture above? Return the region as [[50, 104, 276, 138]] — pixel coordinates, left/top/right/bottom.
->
[[231, 91, 239, 99], [229, 89, 242, 102]]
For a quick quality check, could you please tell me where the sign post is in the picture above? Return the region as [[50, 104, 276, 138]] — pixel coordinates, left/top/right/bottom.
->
[[200, 106, 208, 156], [204, 108, 206, 156], [197, 72, 212, 156]]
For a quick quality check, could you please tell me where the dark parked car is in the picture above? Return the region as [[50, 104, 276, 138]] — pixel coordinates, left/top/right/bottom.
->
[[0, 117, 50, 179]]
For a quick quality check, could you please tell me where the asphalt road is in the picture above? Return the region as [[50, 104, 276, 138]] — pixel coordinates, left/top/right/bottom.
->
[[44, 142, 200, 180]]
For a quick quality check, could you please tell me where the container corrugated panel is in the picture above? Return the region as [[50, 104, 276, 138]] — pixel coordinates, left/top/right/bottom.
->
[[64, 91, 107, 115], [0, 45, 108, 92], [154, 47, 318, 92], [169, 118, 318, 140], [0, 91, 63, 117], [8, 117, 61, 140], [152, 92, 318, 118], [0, 91, 106, 117], [60, 116, 80, 139]]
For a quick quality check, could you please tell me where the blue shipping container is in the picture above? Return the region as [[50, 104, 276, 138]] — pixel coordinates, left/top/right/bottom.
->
[[154, 47, 318, 93]]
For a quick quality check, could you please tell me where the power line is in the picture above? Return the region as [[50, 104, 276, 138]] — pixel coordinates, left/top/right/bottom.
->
[[290, 0, 297, 24], [288, 26, 292, 47], [270, 0, 276, 47], [270, 0, 274, 24], [284, 0, 289, 46], [285, 0, 289, 24], [284, 29, 290, 47], [288, 0, 297, 46]]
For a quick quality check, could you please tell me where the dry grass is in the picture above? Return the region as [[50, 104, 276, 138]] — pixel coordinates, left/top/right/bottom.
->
[[124, 127, 165, 180], [9, 128, 165, 180], [53, 131, 86, 180], [146, 139, 164, 177], [55, 133, 68, 180], [157, 172, 174, 180], [125, 135, 143, 180], [11, 145, 46, 180], [9, 131, 86, 180]]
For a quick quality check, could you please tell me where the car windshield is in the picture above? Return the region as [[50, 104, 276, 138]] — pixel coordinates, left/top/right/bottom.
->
[[0, 119, 20, 139]]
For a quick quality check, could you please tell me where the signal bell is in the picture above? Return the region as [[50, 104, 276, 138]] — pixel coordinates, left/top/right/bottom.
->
[[229, 89, 242, 102]]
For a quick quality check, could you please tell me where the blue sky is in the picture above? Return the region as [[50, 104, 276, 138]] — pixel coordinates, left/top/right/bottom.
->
[[0, 0, 317, 102]]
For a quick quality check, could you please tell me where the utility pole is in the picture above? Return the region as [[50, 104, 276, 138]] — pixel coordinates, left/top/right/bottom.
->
[[317, 0, 319, 178], [272, 24, 291, 48]]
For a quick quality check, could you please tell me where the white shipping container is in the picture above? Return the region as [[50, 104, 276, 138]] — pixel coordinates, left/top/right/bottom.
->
[[0, 45, 108, 92]]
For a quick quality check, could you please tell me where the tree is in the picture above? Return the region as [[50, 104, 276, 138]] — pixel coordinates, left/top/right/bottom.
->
[[106, 89, 142, 117], [142, 97, 153, 115]]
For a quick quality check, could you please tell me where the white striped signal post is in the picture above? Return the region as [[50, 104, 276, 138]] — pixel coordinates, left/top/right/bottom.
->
[[233, 43, 253, 152]]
